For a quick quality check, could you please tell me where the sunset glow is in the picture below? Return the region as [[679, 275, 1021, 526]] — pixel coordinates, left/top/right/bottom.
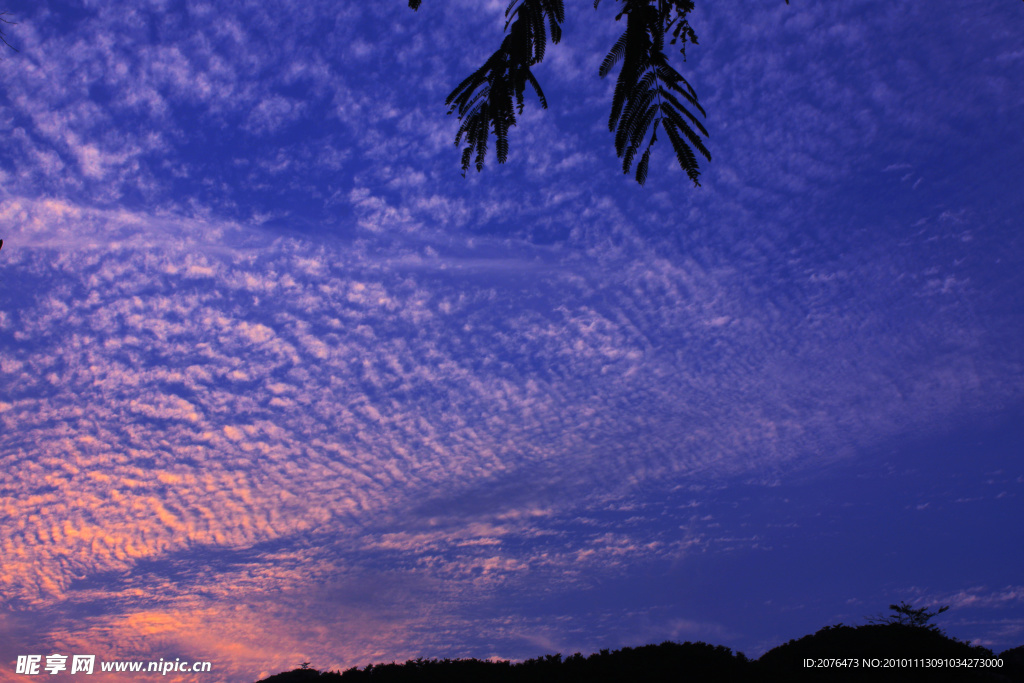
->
[[1, 0, 1022, 681]]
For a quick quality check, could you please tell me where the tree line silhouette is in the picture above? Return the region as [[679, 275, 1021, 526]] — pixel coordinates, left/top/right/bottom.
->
[[257, 604, 1024, 683]]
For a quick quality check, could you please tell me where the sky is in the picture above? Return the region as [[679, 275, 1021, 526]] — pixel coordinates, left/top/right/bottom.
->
[[0, 0, 1022, 680]]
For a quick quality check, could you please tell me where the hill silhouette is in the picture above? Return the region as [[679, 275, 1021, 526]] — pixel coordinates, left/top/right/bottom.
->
[[258, 641, 752, 683], [256, 624, 1022, 683], [758, 623, 1015, 682]]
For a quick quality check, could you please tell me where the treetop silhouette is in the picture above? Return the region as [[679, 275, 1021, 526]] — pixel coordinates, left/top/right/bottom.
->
[[866, 601, 951, 631], [256, 602, 1022, 683]]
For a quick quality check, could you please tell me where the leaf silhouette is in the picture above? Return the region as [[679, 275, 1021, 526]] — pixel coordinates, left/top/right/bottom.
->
[[598, 0, 710, 185], [443, 1, 565, 176], [416, 0, 716, 185]]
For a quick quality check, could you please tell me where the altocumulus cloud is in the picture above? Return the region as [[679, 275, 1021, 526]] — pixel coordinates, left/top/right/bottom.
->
[[1, 0, 1023, 677], [1, 191, 1021, 677]]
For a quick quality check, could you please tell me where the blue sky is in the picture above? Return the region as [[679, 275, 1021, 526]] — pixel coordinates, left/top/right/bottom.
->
[[1, 0, 1022, 680]]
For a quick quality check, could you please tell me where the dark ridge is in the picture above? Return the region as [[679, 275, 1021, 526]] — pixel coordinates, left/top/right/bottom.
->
[[758, 623, 1014, 682], [256, 628, 1023, 683], [259, 642, 750, 682]]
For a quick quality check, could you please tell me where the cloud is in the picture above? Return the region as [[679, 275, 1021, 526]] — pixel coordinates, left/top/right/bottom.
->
[[2, 188, 1021, 672], [936, 586, 1024, 611], [1, 0, 1022, 674]]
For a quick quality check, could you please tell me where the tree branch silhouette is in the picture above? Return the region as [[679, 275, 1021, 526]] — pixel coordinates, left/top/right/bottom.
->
[[409, 0, 791, 186], [0, 12, 17, 53]]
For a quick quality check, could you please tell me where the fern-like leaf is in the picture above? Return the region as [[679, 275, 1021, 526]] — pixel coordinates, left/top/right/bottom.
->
[[657, 64, 704, 114], [525, 70, 548, 109], [662, 120, 701, 184], [474, 119, 489, 172], [616, 84, 656, 155], [623, 144, 638, 175], [546, 0, 564, 43], [657, 86, 708, 135], [660, 102, 710, 160], [636, 147, 651, 185], [631, 102, 659, 152], [442, 0, 564, 175], [599, 32, 629, 78], [433, 0, 711, 184], [599, 0, 710, 185]]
